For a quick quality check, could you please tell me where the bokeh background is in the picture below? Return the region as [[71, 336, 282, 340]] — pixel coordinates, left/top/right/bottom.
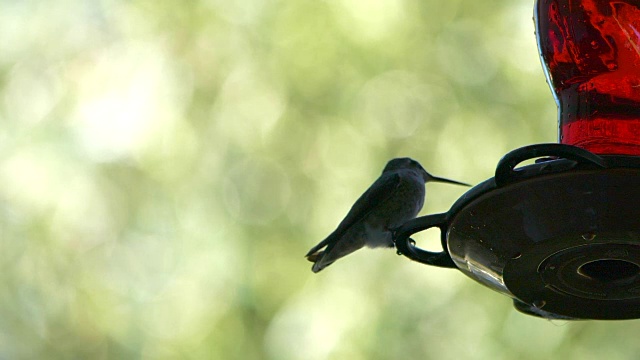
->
[[2, 0, 640, 359]]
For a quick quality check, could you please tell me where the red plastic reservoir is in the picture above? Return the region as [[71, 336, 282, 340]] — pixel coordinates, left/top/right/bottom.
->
[[536, 0, 640, 155]]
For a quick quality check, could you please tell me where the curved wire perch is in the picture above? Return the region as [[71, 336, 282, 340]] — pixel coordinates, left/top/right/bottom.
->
[[393, 213, 457, 268]]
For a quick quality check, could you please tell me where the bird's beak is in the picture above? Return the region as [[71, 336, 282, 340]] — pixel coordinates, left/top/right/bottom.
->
[[429, 175, 471, 187]]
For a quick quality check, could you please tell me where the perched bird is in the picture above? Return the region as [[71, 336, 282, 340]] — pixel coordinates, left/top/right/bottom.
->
[[306, 157, 470, 273]]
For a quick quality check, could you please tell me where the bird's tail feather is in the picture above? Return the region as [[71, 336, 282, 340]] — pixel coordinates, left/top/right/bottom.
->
[[306, 234, 338, 273], [305, 236, 331, 258], [306, 250, 323, 263]]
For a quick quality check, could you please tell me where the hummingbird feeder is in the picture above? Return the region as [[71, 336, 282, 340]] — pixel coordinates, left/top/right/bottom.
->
[[394, 0, 640, 320]]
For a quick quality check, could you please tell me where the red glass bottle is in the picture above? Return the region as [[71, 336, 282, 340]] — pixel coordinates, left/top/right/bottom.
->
[[536, 0, 640, 155]]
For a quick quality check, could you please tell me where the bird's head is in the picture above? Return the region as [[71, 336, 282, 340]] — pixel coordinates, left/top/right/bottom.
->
[[383, 157, 424, 173], [383, 157, 471, 187]]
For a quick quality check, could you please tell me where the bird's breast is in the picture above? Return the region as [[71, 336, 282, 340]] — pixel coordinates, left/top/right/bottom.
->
[[370, 175, 425, 228]]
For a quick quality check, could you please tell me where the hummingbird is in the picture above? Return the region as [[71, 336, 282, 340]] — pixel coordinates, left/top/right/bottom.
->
[[306, 157, 470, 273]]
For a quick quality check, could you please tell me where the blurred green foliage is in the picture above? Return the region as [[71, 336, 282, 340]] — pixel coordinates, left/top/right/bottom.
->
[[2, 0, 640, 359]]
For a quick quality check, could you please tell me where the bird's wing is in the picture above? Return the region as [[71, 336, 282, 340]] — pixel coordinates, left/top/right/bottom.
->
[[305, 172, 401, 257]]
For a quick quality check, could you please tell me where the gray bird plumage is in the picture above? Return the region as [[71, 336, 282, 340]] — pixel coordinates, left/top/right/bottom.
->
[[306, 157, 469, 273]]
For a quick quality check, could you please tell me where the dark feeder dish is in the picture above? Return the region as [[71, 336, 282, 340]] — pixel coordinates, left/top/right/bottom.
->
[[395, 144, 640, 320], [393, 0, 640, 320]]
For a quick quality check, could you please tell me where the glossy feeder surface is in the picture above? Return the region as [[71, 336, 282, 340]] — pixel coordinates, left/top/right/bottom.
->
[[449, 167, 640, 319]]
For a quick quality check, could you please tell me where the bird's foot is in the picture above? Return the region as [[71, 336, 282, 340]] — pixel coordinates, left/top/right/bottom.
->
[[395, 235, 416, 256]]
